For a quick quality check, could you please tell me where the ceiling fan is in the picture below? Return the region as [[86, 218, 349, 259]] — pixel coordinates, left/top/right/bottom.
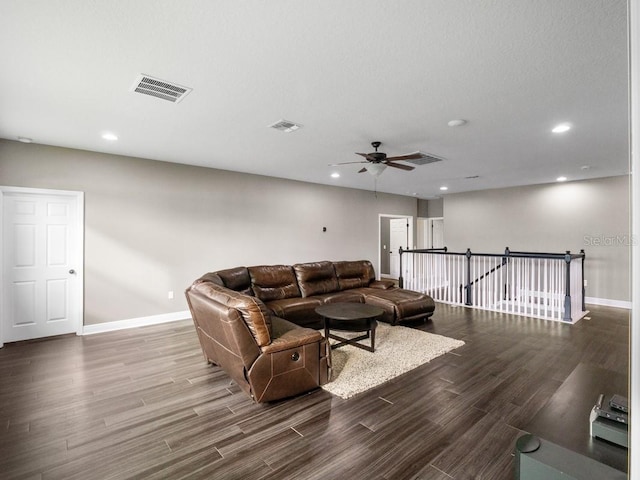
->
[[330, 141, 432, 176]]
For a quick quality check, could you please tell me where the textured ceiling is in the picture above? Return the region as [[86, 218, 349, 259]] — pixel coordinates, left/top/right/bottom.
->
[[0, 0, 630, 198]]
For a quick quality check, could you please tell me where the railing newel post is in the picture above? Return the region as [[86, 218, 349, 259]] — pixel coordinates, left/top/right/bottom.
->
[[465, 248, 472, 306], [562, 250, 572, 322], [398, 246, 404, 288], [503, 247, 511, 300], [580, 249, 586, 312]]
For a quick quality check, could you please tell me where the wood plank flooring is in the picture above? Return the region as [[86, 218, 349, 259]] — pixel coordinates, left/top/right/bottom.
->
[[0, 303, 629, 479]]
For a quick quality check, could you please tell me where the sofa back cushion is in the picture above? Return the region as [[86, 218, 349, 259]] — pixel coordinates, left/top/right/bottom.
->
[[293, 261, 339, 297], [333, 260, 376, 290], [192, 281, 272, 347], [198, 267, 252, 295], [216, 266, 252, 295], [248, 265, 301, 302]]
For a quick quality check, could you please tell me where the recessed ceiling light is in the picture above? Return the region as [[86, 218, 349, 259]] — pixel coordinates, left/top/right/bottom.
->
[[102, 132, 118, 141], [440, 186, 449, 191], [556, 176, 568, 182], [17, 136, 33, 143], [552, 123, 571, 133], [331, 172, 340, 178], [448, 119, 467, 127]]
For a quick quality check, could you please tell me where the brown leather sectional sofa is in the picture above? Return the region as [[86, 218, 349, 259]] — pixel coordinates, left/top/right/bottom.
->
[[185, 260, 435, 402], [201, 260, 435, 328]]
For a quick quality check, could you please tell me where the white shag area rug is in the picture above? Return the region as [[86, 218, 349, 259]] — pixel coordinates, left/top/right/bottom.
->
[[322, 323, 464, 399]]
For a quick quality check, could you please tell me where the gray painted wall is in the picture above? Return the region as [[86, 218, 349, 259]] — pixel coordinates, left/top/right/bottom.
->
[[442, 176, 631, 302], [1, 139, 630, 326], [0, 140, 417, 325], [418, 198, 443, 218]]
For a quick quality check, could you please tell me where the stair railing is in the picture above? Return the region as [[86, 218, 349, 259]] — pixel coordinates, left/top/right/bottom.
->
[[399, 247, 586, 323]]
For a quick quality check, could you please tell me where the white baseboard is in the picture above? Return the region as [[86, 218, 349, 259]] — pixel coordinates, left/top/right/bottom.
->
[[585, 297, 632, 309], [82, 310, 192, 335], [71, 297, 633, 336]]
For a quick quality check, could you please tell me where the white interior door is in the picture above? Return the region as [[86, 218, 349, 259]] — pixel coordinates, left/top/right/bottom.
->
[[1, 187, 83, 344], [389, 218, 409, 279], [430, 218, 444, 248]]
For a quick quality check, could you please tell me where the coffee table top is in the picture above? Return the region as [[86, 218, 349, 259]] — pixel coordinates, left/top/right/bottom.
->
[[315, 302, 383, 321]]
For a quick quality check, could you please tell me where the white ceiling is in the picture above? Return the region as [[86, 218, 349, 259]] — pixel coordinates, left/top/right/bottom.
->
[[0, 0, 630, 198]]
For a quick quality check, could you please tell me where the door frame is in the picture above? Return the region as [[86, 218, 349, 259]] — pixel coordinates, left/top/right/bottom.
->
[[378, 214, 413, 279], [0, 186, 84, 347]]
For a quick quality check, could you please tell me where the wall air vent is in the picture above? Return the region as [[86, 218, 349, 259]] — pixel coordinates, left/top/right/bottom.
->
[[130, 74, 192, 103], [268, 119, 302, 132], [405, 152, 445, 166]]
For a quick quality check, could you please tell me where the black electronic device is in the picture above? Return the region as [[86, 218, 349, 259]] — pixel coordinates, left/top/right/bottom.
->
[[590, 394, 629, 448], [609, 394, 628, 414], [592, 394, 628, 425]]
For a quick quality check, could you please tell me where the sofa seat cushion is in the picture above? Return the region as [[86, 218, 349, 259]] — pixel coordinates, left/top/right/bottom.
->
[[333, 260, 375, 290], [265, 297, 323, 328], [293, 261, 339, 297], [249, 265, 301, 302], [362, 288, 436, 324], [191, 282, 272, 346], [261, 317, 324, 354], [313, 290, 365, 304], [369, 279, 396, 290]]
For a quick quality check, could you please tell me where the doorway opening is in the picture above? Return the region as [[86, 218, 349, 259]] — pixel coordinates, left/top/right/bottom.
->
[[378, 214, 413, 280], [417, 217, 444, 249]]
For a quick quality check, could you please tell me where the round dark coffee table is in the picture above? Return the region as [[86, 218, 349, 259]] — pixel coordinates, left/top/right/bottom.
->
[[315, 302, 383, 353]]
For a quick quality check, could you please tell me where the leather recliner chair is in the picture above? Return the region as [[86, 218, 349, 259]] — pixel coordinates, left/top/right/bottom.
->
[[185, 279, 329, 403]]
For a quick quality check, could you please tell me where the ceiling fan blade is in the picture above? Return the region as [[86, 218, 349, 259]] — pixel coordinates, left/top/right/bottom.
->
[[356, 152, 377, 161], [328, 161, 367, 166], [358, 167, 368, 173], [385, 152, 425, 161], [385, 162, 415, 171]]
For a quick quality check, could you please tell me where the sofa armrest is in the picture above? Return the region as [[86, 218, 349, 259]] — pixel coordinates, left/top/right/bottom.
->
[[369, 279, 396, 290], [261, 317, 324, 354]]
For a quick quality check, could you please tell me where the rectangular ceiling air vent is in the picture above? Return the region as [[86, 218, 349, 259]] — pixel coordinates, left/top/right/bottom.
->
[[268, 119, 302, 132], [405, 152, 445, 166], [130, 74, 192, 103]]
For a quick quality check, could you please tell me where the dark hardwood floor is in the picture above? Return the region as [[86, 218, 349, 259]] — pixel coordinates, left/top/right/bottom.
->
[[0, 303, 629, 479]]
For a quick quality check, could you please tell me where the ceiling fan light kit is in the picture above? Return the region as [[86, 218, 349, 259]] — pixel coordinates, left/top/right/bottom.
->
[[366, 163, 387, 177]]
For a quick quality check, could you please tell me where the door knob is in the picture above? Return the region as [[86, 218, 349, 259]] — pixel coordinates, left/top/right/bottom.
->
[[69, 269, 76, 274]]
